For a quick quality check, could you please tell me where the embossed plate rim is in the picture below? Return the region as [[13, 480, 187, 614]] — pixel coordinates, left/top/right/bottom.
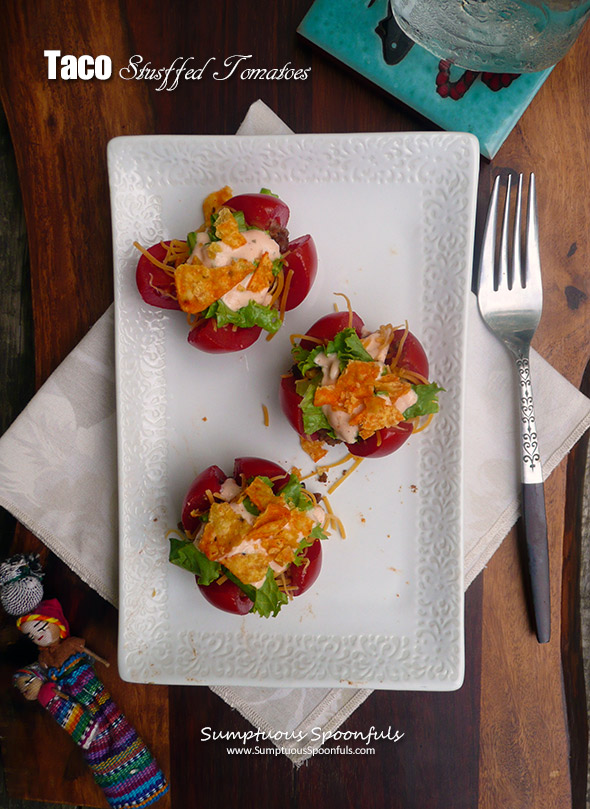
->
[[108, 131, 479, 690]]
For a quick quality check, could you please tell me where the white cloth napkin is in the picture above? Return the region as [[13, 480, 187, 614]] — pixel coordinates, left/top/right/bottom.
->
[[1, 100, 590, 765]]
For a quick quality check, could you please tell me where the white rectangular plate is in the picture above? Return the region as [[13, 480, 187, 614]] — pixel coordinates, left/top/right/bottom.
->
[[108, 132, 478, 690]]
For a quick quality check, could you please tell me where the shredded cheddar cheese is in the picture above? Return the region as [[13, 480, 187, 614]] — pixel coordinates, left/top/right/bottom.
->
[[333, 292, 353, 328], [327, 457, 364, 494], [134, 242, 176, 276]]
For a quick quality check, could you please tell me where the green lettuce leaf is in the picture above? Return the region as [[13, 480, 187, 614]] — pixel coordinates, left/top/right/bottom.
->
[[245, 568, 288, 618], [325, 328, 373, 369], [260, 188, 279, 197], [207, 212, 220, 242], [208, 299, 282, 334], [403, 383, 444, 419], [168, 538, 221, 585], [292, 327, 373, 377], [186, 231, 197, 253], [271, 257, 284, 276], [297, 377, 335, 437], [222, 562, 288, 617], [292, 344, 324, 376], [291, 536, 315, 567], [242, 497, 260, 516], [309, 524, 328, 541], [279, 474, 314, 511], [232, 210, 248, 231]]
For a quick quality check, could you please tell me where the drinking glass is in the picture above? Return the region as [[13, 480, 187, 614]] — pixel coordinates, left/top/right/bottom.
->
[[389, 0, 590, 71]]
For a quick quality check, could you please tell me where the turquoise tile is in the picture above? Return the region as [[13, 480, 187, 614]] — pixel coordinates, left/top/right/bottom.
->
[[298, 0, 552, 158]]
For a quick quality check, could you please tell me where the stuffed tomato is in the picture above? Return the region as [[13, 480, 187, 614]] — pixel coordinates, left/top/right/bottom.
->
[[134, 187, 317, 353], [280, 310, 443, 459], [169, 457, 328, 617]]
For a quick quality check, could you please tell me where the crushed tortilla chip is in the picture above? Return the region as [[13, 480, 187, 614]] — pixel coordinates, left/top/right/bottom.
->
[[214, 207, 247, 248], [374, 372, 410, 399], [314, 361, 413, 440], [222, 552, 271, 587], [174, 257, 254, 314], [199, 503, 250, 559], [314, 361, 380, 412], [202, 186, 233, 225], [247, 252, 274, 293], [350, 395, 405, 439], [205, 242, 223, 262], [243, 477, 276, 512], [300, 435, 328, 462], [247, 501, 291, 541]]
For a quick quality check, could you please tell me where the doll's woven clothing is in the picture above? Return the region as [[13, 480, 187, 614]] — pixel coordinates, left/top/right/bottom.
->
[[42, 653, 168, 809]]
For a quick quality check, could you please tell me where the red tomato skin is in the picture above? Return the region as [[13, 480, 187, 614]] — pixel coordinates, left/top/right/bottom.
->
[[300, 311, 365, 350], [279, 374, 318, 439], [346, 422, 414, 458], [187, 318, 262, 354], [136, 242, 181, 310], [233, 457, 291, 492], [283, 235, 318, 311], [182, 465, 227, 533], [389, 329, 429, 378], [225, 193, 289, 230], [197, 578, 253, 615], [289, 540, 322, 597]]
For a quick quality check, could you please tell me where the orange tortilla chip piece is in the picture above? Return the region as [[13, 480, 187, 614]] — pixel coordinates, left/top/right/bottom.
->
[[243, 477, 275, 512], [374, 374, 410, 399], [314, 361, 380, 412], [283, 509, 314, 545], [174, 257, 254, 314], [350, 396, 404, 439], [247, 252, 274, 293], [247, 502, 291, 541], [214, 207, 247, 248], [300, 435, 328, 462], [202, 186, 233, 225], [199, 503, 250, 559], [222, 554, 270, 586]]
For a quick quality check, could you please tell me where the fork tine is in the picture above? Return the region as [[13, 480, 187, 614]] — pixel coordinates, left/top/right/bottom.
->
[[498, 174, 512, 290], [512, 174, 523, 288], [525, 173, 542, 292], [478, 174, 501, 293]]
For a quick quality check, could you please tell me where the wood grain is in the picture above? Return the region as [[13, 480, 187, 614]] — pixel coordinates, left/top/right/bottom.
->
[[562, 365, 589, 809], [0, 0, 155, 385], [479, 21, 590, 809], [168, 579, 482, 809], [0, 1, 168, 806]]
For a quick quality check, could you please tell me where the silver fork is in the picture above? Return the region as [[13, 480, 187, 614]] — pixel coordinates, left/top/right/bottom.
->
[[477, 173, 550, 644]]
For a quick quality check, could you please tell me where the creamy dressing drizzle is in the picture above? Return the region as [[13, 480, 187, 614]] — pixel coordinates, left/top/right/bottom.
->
[[189, 228, 280, 313]]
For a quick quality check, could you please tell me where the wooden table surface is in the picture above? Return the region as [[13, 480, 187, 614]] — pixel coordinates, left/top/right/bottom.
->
[[0, 1, 588, 807]]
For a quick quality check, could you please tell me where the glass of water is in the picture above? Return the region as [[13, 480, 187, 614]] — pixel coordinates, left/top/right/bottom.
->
[[389, 0, 590, 72]]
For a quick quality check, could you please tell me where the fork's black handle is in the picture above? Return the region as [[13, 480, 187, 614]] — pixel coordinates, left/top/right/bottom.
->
[[521, 482, 550, 643]]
